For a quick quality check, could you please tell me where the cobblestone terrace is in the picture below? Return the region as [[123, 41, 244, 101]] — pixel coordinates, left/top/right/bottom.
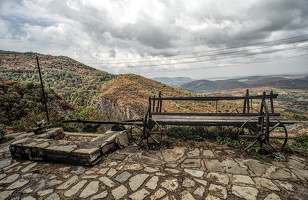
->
[[0, 132, 307, 200]]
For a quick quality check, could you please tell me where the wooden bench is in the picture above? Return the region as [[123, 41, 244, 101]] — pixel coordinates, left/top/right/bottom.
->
[[143, 90, 293, 152]]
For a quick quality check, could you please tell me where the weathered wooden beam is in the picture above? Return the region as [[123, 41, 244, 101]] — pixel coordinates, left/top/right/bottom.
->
[[150, 94, 278, 101], [151, 112, 280, 116], [158, 91, 162, 113], [270, 91, 275, 113]]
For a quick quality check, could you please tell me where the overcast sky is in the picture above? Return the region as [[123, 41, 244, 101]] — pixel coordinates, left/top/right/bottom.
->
[[1, 0, 308, 79]]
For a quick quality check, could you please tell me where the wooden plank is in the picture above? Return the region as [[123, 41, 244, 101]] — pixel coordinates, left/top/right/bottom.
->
[[152, 115, 256, 120], [153, 119, 255, 123], [156, 121, 245, 126], [151, 112, 280, 116], [151, 119, 293, 127], [151, 115, 293, 125], [150, 94, 278, 101]]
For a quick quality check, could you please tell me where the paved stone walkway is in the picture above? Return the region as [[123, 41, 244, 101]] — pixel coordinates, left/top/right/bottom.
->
[[0, 137, 308, 199]]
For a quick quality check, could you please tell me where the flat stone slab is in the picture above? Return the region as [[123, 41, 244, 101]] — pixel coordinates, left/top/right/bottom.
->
[[9, 128, 127, 166], [46, 145, 77, 152], [207, 173, 229, 185], [161, 177, 179, 191], [184, 169, 204, 177], [162, 147, 185, 162], [232, 185, 259, 200], [112, 185, 128, 200], [114, 171, 132, 183], [129, 174, 149, 191], [0, 159, 11, 169], [181, 159, 202, 168]]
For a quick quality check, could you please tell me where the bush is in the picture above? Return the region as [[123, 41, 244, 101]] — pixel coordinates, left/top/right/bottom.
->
[[166, 126, 239, 143], [291, 135, 308, 152], [0, 124, 5, 140]]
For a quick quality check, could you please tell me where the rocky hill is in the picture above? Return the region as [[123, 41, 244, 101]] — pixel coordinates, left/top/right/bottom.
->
[[92, 74, 221, 120]]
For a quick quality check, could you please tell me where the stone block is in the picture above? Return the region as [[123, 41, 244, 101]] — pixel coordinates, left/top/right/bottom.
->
[[9, 128, 126, 166], [46, 145, 77, 153], [73, 148, 101, 165], [11, 138, 30, 145], [47, 128, 65, 139], [115, 131, 129, 147], [101, 143, 117, 154]]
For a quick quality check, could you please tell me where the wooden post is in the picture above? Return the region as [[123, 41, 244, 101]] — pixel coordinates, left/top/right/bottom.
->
[[246, 89, 250, 113], [259, 92, 266, 115], [36, 56, 50, 122], [156, 97, 159, 112], [250, 98, 253, 112], [158, 91, 162, 113], [270, 91, 274, 113], [258, 92, 266, 132], [152, 95, 156, 113], [243, 89, 248, 113], [215, 101, 218, 113], [148, 97, 152, 118]]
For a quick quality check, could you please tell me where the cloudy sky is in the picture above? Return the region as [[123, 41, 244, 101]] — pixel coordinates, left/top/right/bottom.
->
[[1, 0, 308, 79]]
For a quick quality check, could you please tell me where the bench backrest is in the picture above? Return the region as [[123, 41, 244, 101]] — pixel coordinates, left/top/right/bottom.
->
[[147, 90, 278, 116]]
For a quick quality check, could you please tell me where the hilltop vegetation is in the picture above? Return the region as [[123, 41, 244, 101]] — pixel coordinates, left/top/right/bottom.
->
[[0, 81, 73, 131], [0, 50, 115, 105]]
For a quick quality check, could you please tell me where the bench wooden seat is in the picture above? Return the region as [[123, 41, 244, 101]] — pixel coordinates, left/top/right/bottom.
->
[[151, 112, 292, 127]]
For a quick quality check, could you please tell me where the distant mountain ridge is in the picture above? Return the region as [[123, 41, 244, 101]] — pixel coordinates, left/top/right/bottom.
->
[[180, 75, 308, 93], [153, 77, 194, 88]]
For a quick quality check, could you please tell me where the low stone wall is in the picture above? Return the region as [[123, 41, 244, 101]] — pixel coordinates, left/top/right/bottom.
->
[[9, 128, 129, 166]]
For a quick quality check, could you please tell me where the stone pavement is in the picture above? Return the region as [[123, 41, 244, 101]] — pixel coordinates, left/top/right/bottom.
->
[[0, 137, 308, 199]]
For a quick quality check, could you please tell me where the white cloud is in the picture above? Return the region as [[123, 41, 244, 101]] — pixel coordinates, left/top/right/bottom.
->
[[0, 0, 308, 79]]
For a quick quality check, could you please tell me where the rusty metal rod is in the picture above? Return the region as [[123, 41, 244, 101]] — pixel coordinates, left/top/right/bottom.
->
[[62, 119, 143, 126], [36, 56, 50, 122]]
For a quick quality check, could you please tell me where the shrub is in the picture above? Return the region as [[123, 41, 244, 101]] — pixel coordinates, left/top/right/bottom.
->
[[291, 135, 308, 152]]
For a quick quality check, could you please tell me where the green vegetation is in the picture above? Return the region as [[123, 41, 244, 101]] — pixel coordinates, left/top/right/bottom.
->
[[0, 124, 5, 139], [0, 124, 14, 144], [0, 81, 71, 125], [167, 126, 239, 144], [0, 135, 14, 144], [0, 51, 115, 106], [0, 81, 75, 132], [290, 135, 308, 152]]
